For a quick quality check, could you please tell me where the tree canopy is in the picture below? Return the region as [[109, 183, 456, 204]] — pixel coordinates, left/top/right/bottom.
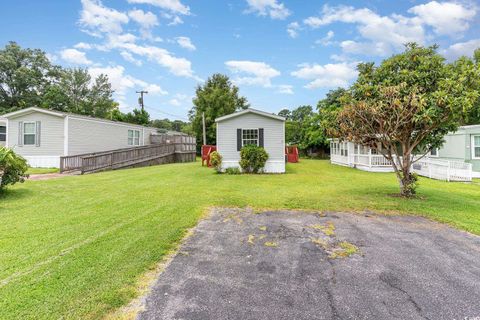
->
[[334, 43, 480, 196], [0, 42, 188, 130], [189, 73, 249, 146], [0, 42, 61, 113]]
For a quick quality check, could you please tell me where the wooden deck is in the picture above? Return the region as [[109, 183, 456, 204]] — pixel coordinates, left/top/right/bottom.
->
[[60, 135, 196, 174]]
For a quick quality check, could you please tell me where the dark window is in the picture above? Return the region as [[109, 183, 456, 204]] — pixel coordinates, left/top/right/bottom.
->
[[0, 126, 5, 142]]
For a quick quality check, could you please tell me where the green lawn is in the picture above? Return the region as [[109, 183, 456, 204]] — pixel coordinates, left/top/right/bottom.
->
[[26, 167, 59, 174], [1, 160, 479, 319]]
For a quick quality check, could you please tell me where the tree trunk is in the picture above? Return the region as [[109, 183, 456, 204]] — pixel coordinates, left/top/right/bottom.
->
[[397, 151, 416, 197]]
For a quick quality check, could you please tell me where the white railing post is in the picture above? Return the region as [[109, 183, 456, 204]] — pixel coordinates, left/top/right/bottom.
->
[[368, 149, 372, 168], [428, 159, 432, 179], [447, 161, 450, 182]]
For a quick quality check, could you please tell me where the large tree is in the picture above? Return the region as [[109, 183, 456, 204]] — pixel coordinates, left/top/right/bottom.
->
[[42, 68, 116, 118], [464, 48, 480, 125], [335, 43, 480, 196], [0, 41, 60, 113], [189, 74, 249, 147]]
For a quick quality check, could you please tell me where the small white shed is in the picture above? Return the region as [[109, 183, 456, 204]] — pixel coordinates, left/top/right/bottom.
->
[[215, 108, 286, 173]]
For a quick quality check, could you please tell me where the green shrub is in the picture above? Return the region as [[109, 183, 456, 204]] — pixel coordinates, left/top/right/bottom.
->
[[0, 147, 29, 191], [225, 167, 241, 175], [239, 145, 269, 173], [209, 151, 222, 173]]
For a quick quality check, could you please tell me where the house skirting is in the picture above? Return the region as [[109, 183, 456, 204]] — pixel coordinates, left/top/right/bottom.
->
[[222, 160, 285, 173], [355, 165, 394, 173], [24, 156, 61, 168]]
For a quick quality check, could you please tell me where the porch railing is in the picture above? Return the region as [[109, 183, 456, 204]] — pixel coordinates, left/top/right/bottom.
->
[[331, 152, 472, 182]]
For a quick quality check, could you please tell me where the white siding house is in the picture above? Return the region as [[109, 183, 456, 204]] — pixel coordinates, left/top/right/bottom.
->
[[216, 108, 286, 173], [1, 107, 159, 168]]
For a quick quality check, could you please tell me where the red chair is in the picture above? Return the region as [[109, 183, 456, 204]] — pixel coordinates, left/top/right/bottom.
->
[[285, 146, 299, 163], [202, 145, 217, 167]]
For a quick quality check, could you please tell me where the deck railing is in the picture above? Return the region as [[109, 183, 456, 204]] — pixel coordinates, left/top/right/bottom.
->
[[331, 152, 472, 182], [412, 158, 472, 182], [60, 135, 196, 174]]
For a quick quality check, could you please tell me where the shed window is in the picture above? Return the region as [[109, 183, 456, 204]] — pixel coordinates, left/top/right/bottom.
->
[[473, 135, 480, 159], [430, 148, 439, 157], [242, 129, 258, 146], [0, 126, 5, 142], [23, 122, 36, 145], [128, 130, 140, 146]]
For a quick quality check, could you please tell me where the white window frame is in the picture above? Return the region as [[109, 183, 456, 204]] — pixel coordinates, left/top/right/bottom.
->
[[242, 128, 259, 147], [472, 135, 480, 159], [429, 148, 439, 157], [23, 121, 36, 146], [128, 129, 140, 146], [0, 125, 6, 142]]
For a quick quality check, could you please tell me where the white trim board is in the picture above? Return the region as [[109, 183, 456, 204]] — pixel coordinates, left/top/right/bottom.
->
[[215, 108, 285, 122]]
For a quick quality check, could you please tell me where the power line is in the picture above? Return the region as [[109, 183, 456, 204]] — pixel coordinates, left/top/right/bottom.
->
[[143, 105, 189, 121]]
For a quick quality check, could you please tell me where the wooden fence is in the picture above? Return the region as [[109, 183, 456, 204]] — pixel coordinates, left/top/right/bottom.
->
[[60, 135, 196, 174]]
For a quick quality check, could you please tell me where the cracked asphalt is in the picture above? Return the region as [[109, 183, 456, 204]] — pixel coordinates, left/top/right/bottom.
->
[[138, 208, 480, 320]]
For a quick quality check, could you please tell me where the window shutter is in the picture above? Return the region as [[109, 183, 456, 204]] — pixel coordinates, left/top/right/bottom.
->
[[35, 121, 41, 147], [259, 128, 264, 147], [18, 122, 23, 146], [237, 128, 242, 151]]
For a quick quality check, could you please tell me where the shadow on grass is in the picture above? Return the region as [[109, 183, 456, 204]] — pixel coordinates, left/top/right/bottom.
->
[[0, 187, 34, 202]]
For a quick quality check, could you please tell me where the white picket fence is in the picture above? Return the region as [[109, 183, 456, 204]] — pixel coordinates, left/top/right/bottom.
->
[[411, 158, 472, 182]]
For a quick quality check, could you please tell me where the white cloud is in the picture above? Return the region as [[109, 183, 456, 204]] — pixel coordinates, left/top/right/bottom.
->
[[176, 36, 196, 51], [169, 98, 182, 106], [169, 93, 189, 107], [128, 9, 159, 38], [45, 53, 58, 63], [120, 51, 143, 66], [127, 0, 190, 15], [79, 0, 129, 37], [245, 0, 291, 20], [291, 62, 358, 89], [60, 48, 93, 65], [408, 1, 476, 37], [442, 39, 480, 60], [315, 30, 334, 46], [161, 12, 184, 25], [276, 84, 294, 94], [75, 0, 198, 81], [74, 42, 93, 50], [168, 15, 184, 25], [116, 42, 197, 78], [88, 65, 167, 100], [340, 40, 390, 56], [303, 5, 424, 56], [302, 2, 477, 57], [287, 22, 300, 38], [144, 84, 167, 95], [225, 60, 280, 87]]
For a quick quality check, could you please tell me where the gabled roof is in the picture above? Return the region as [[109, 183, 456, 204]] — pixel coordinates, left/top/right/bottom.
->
[[215, 108, 285, 122], [1, 107, 65, 119]]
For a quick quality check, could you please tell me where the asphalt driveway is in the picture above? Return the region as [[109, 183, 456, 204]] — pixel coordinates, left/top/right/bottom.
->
[[139, 208, 480, 320]]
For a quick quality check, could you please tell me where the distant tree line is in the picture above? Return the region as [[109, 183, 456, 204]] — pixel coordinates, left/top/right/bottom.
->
[[0, 41, 191, 131]]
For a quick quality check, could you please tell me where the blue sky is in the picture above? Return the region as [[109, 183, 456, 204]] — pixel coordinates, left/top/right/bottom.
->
[[1, 0, 479, 121]]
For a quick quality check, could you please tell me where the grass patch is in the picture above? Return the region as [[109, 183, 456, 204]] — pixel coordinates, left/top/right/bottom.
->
[[310, 222, 336, 236], [0, 159, 479, 319], [264, 241, 278, 247], [329, 241, 360, 259], [26, 167, 59, 174]]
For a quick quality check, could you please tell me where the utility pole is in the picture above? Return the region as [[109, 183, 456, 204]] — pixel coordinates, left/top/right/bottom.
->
[[202, 112, 206, 146], [136, 90, 148, 111]]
